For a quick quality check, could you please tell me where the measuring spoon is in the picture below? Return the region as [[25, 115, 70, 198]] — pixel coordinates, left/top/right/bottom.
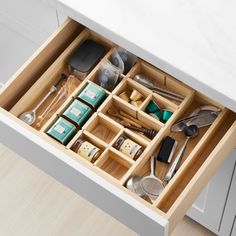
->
[[164, 125, 199, 182]]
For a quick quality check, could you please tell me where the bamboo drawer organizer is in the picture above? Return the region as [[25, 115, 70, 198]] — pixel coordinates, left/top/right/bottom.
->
[[6, 21, 236, 227]]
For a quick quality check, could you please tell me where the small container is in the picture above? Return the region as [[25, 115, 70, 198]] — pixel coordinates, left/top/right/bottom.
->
[[113, 135, 143, 160], [146, 100, 161, 113], [63, 100, 92, 128], [68, 39, 105, 80], [71, 138, 102, 162], [149, 111, 162, 121], [130, 89, 143, 101], [119, 91, 130, 102], [47, 117, 77, 145], [78, 83, 106, 109], [162, 109, 173, 123]]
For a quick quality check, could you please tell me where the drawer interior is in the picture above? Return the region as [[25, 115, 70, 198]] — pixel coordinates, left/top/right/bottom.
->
[[0, 18, 235, 233]]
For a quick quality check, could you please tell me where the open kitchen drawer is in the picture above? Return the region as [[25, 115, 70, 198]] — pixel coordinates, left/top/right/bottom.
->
[[1, 18, 236, 236]]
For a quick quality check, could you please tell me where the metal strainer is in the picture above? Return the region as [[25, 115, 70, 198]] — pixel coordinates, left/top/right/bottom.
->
[[141, 156, 164, 199]]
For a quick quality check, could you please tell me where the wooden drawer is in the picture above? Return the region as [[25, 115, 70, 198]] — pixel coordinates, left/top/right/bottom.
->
[[0, 18, 236, 236]]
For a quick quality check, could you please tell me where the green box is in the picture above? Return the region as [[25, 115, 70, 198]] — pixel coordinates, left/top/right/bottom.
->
[[63, 100, 92, 127], [47, 117, 77, 145], [78, 83, 106, 109]]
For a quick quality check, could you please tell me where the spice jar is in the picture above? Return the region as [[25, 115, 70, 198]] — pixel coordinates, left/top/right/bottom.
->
[[72, 138, 102, 163], [113, 135, 143, 160]]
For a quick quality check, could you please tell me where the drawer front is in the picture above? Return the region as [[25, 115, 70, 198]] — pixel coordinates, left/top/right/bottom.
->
[[0, 18, 236, 236]]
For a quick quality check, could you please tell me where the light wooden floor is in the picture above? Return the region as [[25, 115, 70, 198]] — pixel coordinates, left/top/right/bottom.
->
[[0, 144, 215, 236]]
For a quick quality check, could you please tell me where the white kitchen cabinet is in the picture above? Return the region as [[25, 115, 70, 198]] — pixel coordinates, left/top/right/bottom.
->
[[0, 0, 236, 235], [0, 18, 236, 236], [219, 157, 236, 236], [187, 150, 236, 235]]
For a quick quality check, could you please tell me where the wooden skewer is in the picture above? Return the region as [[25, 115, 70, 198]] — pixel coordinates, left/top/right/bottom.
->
[[107, 109, 142, 128], [119, 110, 148, 128]]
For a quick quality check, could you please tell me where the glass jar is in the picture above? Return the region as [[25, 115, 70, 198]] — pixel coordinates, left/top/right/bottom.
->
[[72, 138, 101, 163], [113, 135, 143, 160]]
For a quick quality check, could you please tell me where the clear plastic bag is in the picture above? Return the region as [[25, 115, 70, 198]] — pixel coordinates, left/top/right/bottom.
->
[[98, 60, 120, 92], [110, 48, 125, 74], [110, 47, 137, 75]]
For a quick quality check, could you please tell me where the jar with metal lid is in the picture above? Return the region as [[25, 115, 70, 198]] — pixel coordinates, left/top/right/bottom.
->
[[113, 135, 143, 160], [72, 138, 102, 163]]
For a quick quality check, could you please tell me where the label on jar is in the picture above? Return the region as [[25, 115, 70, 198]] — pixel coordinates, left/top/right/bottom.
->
[[119, 139, 141, 159], [77, 141, 100, 161]]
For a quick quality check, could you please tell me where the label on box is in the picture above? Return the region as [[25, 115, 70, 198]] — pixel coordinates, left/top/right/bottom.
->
[[119, 139, 141, 159], [54, 124, 65, 134], [84, 90, 97, 100], [69, 107, 82, 117]]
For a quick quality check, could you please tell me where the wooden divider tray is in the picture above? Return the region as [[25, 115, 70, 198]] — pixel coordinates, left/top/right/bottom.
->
[[2, 19, 235, 234]]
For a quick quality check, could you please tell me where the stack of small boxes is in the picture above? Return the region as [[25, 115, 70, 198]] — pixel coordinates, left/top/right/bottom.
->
[[47, 83, 106, 145]]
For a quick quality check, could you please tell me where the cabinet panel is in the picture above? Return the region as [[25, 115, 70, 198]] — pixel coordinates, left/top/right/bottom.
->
[[187, 150, 236, 234], [219, 156, 236, 236], [0, 23, 38, 84], [0, 0, 58, 44]]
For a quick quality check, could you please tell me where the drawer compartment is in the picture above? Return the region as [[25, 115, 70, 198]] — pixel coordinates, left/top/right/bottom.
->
[[0, 18, 236, 236]]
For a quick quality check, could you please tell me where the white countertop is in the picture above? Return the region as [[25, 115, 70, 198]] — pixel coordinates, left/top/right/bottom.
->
[[58, 0, 236, 112]]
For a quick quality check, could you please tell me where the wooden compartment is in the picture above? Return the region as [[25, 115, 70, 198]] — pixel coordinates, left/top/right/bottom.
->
[[106, 47, 137, 76], [9, 28, 113, 130], [125, 93, 227, 206], [99, 96, 161, 141], [128, 60, 193, 106], [112, 129, 149, 161], [83, 113, 122, 144], [87, 49, 126, 93], [141, 94, 178, 125], [114, 78, 150, 109], [95, 148, 133, 181], [68, 130, 107, 163]]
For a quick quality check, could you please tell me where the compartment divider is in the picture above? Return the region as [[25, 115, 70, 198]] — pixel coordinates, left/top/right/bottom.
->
[[66, 130, 83, 149], [82, 130, 108, 147]]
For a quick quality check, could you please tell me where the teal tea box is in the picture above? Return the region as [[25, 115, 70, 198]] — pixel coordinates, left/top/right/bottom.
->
[[63, 100, 92, 127], [47, 117, 77, 145], [78, 83, 106, 109]]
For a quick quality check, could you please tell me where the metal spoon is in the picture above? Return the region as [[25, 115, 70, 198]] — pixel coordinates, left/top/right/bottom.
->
[[19, 74, 67, 125], [141, 156, 165, 200], [133, 74, 184, 102], [164, 125, 199, 182]]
